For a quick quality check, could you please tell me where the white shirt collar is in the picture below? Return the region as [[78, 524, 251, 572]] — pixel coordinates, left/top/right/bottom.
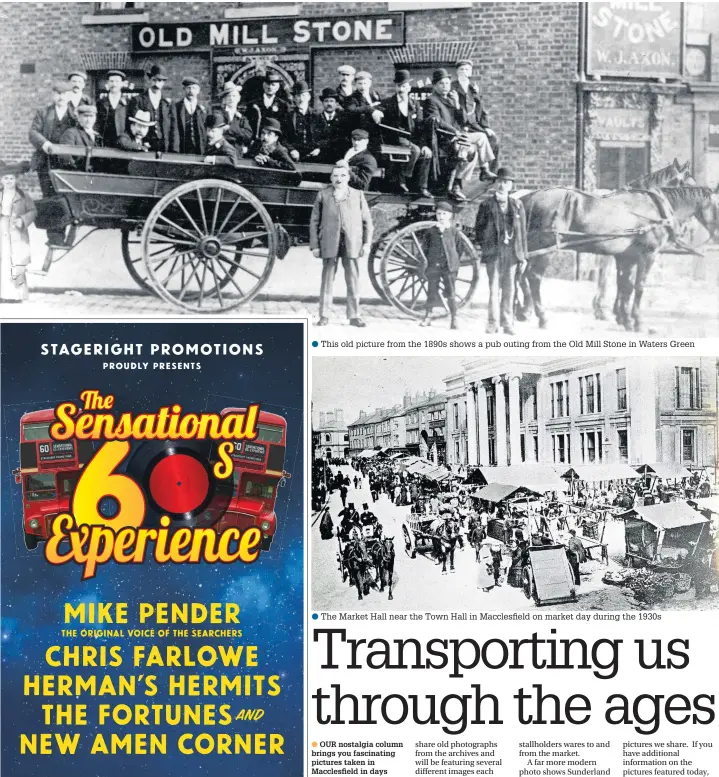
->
[[183, 97, 197, 114], [108, 93, 121, 109], [148, 90, 161, 109], [55, 105, 68, 120], [263, 94, 274, 108]]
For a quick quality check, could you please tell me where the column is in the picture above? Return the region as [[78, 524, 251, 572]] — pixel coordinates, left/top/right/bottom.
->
[[477, 381, 489, 466], [466, 384, 478, 466], [493, 376, 508, 466], [508, 373, 522, 465]]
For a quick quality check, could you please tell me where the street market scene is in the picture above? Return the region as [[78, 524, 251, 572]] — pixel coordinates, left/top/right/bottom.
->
[[1, 2, 718, 331], [312, 355, 719, 611]]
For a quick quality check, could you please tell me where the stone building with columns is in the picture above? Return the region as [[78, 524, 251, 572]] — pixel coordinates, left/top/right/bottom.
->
[[312, 409, 348, 461], [444, 356, 718, 476]]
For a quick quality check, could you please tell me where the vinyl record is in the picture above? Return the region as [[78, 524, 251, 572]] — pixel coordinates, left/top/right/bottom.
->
[[126, 439, 233, 528]]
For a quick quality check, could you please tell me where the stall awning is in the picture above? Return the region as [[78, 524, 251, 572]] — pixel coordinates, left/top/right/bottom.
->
[[691, 496, 719, 515], [562, 463, 640, 482], [474, 483, 538, 503], [635, 463, 692, 480], [472, 465, 568, 494], [388, 452, 406, 460], [621, 500, 709, 530], [356, 450, 378, 459]]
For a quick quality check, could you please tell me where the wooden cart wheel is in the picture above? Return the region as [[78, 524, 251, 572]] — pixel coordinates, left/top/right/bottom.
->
[[402, 524, 416, 558], [522, 566, 535, 601], [121, 226, 153, 294], [141, 179, 277, 313], [378, 220, 480, 319], [367, 234, 392, 303]]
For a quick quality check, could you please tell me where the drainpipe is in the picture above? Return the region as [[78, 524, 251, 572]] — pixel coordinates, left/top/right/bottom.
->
[[575, 2, 587, 281]]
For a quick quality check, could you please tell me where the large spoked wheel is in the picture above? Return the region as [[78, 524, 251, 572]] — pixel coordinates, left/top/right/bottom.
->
[[121, 226, 153, 294], [141, 179, 277, 313], [367, 234, 392, 303], [378, 221, 480, 319]]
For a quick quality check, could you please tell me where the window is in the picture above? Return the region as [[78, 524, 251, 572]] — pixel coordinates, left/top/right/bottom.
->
[[520, 434, 526, 463], [580, 373, 602, 414], [553, 434, 567, 464], [488, 437, 497, 466], [519, 389, 524, 423], [533, 435, 539, 463], [551, 380, 569, 418], [25, 473, 56, 501], [453, 403, 459, 430], [676, 367, 701, 409], [597, 143, 649, 189], [581, 430, 604, 463], [344, 434, 349, 442], [324, 434, 331, 442], [455, 441, 460, 461], [682, 429, 696, 463], [487, 393, 495, 427], [617, 429, 629, 462], [616, 368, 627, 411], [532, 387, 538, 421]]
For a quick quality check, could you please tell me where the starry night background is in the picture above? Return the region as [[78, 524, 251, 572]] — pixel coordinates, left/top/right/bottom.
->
[[0, 322, 305, 777]]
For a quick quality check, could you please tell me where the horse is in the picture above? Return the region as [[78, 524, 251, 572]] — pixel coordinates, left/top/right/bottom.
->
[[344, 537, 374, 600], [372, 536, 395, 600], [518, 185, 719, 331], [433, 521, 459, 575]]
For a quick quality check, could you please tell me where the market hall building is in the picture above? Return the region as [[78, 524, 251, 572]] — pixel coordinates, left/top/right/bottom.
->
[[3, 1, 719, 191]]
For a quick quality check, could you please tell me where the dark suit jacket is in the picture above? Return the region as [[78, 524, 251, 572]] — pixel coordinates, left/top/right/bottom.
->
[[117, 132, 152, 153], [378, 94, 426, 146], [424, 93, 464, 136], [474, 196, 529, 265], [204, 137, 240, 168], [421, 225, 465, 274], [28, 106, 77, 171], [247, 140, 296, 171], [245, 97, 290, 139], [223, 108, 253, 150], [284, 109, 317, 158], [309, 186, 373, 259], [310, 112, 343, 163], [57, 126, 103, 170], [128, 91, 173, 151], [96, 94, 129, 147], [451, 79, 489, 130], [169, 100, 208, 154], [343, 90, 383, 151], [347, 150, 378, 191]]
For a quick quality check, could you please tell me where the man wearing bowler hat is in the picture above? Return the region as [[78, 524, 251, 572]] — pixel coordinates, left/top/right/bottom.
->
[[67, 70, 92, 117], [378, 70, 432, 197], [96, 69, 128, 150], [28, 81, 75, 247], [247, 71, 290, 141], [219, 82, 253, 153], [170, 75, 207, 155], [285, 81, 317, 162], [311, 88, 343, 163], [129, 64, 172, 152], [203, 112, 240, 168], [452, 59, 500, 172], [344, 71, 383, 156], [335, 64, 356, 108], [474, 166, 528, 335], [425, 68, 495, 199], [248, 118, 296, 171]]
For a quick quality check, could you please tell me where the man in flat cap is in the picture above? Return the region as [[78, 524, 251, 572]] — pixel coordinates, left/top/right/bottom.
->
[[67, 70, 92, 118], [378, 70, 432, 197], [28, 81, 76, 247], [58, 104, 102, 171], [344, 71, 383, 156], [425, 68, 495, 200], [285, 81, 318, 162], [419, 199, 464, 330], [128, 64, 172, 152], [203, 112, 240, 168], [311, 88, 343, 163], [247, 72, 290, 141], [170, 75, 207, 155], [335, 64, 356, 108], [219, 82, 252, 154], [96, 70, 128, 151], [343, 129, 378, 191], [452, 59, 499, 171], [474, 166, 528, 335], [247, 118, 296, 171]]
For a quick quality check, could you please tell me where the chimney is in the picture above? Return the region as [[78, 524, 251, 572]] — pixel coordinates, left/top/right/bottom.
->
[[336, 409, 344, 427], [375, 408, 383, 415], [429, 388, 436, 399], [359, 410, 366, 419], [403, 391, 412, 408], [319, 412, 326, 427]]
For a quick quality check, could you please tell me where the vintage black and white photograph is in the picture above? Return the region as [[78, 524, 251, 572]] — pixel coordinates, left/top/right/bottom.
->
[[312, 354, 719, 610], [0, 2, 717, 327]]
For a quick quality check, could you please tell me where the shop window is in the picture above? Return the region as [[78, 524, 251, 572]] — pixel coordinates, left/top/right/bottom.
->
[[617, 429, 629, 462], [597, 142, 649, 190], [616, 368, 627, 411], [681, 429, 696, 463], [676, 367, 701, 409]]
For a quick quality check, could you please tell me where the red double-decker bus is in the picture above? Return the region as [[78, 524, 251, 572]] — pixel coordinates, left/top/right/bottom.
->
[[215, 407, 289, 551], [13, 409, 94, 550]]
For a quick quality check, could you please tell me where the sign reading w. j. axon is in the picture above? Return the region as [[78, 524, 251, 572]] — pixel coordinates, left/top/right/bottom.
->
[[587, 1, 682, 79]]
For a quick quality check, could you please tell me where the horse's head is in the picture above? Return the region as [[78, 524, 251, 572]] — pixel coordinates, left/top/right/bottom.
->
[[383, 536, 395, 555]]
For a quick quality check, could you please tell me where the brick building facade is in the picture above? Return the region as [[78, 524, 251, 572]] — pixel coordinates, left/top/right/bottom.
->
[[2, 2, 716, 189]]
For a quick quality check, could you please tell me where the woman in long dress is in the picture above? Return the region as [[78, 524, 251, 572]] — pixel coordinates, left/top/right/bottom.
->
[[0, 160, 35, 303], [477, 540, 498, 591]]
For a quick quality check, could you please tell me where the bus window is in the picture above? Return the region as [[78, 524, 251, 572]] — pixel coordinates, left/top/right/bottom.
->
[[22, 422, 52, 441], [255, 424, 284, 444], [244, 480, 274, 500], [25, 473, 56, 501], [58, 472, 81, 497]]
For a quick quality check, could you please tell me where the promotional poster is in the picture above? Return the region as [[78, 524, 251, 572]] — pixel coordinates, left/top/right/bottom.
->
[[0, 322, 305, 777]]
